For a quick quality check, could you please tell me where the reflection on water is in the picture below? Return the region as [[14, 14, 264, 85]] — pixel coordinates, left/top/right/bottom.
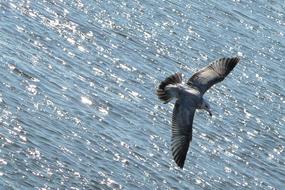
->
[[0, 0, 284, 189]]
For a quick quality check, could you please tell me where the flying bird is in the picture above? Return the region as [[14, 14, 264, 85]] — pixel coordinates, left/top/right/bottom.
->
[[156, 57, 240, 168]]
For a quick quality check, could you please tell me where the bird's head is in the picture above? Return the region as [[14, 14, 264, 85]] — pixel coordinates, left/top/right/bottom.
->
[[201, 100, 212, 117]]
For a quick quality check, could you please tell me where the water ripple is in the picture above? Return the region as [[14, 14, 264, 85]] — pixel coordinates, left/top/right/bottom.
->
[[0, 0, 284, 189]]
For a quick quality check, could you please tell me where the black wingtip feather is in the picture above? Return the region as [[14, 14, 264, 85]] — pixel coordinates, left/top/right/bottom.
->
[[173, 150, 186, 168], [213, 57, 240, 77], [171, 135, 190, 169], [224, 57, 240, 75]]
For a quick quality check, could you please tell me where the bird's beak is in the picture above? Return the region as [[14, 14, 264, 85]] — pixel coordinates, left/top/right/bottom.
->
[[207, 109, 212, 117]]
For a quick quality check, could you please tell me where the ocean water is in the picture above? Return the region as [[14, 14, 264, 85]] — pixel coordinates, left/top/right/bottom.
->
[[0, 0, 284, 189]]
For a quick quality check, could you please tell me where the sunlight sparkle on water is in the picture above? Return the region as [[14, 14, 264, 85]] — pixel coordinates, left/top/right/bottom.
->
[[81, 96, 92, 105]]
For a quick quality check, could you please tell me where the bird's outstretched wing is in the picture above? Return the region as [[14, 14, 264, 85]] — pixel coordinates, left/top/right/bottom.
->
[[187, 57, 240, 95], [171, 101, 195, 168]]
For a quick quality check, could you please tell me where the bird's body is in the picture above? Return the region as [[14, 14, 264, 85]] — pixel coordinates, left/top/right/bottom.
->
[[156, 57, 240, 168]]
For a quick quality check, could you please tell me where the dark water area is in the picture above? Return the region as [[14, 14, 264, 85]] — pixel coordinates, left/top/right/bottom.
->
[[0, 0, 284, 189]]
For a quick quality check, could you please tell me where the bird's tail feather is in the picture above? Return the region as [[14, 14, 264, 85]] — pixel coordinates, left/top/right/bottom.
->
[[156, 73, 182, 103]]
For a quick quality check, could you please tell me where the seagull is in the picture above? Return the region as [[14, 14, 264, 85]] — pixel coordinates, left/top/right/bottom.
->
[[156, 57, 240, 168]]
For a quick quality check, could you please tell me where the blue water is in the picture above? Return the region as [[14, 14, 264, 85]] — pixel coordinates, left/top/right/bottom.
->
[[0, 0, 284, 189]]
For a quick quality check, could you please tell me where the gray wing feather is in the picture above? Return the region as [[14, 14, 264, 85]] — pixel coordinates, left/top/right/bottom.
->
[[171, 101, 195, 168], [187, 57, 240, 94]]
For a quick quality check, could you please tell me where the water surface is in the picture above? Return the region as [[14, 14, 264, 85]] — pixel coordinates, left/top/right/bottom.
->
[[0, 0, 284, 189]]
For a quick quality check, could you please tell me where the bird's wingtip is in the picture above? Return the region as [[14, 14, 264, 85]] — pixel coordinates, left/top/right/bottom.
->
[[178, 163, 184, 169], [233, 56, 241, 63]]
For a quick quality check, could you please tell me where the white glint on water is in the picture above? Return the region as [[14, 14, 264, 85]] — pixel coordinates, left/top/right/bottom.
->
[[81, 96, 92, 105]]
